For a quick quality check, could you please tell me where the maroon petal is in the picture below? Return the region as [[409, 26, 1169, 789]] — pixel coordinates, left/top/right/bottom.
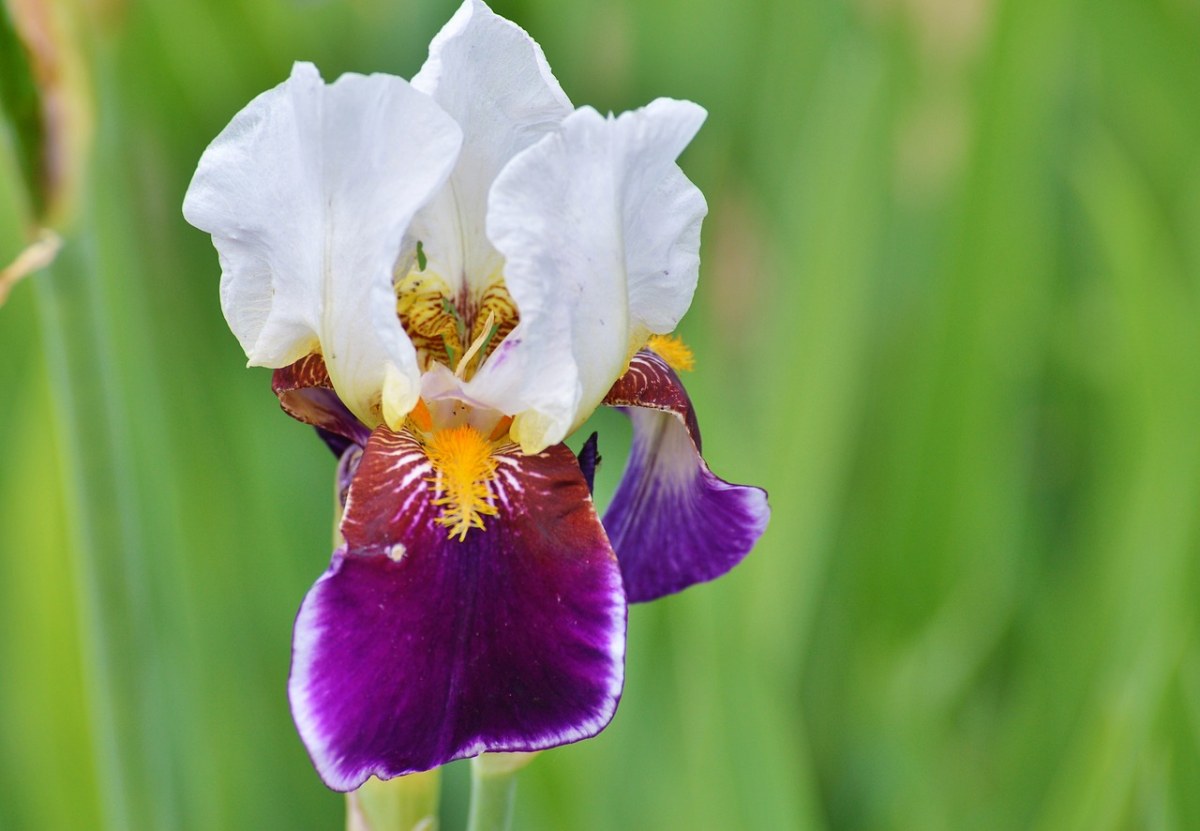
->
[[289, 427, 625, 790], [602, 350, 769, 602], [272, 354, 370, 449]]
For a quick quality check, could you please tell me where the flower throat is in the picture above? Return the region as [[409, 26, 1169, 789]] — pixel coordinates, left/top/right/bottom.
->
[[395, 245, 518, 380]]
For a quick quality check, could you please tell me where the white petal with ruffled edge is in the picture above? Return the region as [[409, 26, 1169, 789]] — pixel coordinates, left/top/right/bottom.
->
[[182, 62, 463, 426], [406, 0, 572, 295], [462, 98, 708, 453]]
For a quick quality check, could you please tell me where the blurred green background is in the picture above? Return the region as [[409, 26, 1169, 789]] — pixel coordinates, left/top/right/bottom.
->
[[3, 0, 1200, 828]]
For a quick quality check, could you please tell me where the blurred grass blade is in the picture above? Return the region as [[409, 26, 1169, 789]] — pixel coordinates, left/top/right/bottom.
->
[[35, 231, 178, 830], [0, 0, 92, 228], [0, 0, 43, 218], [1032, 130, 1200, 831]]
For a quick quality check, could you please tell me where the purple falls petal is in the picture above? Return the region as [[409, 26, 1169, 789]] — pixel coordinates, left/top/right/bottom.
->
[[289, 427, 625, 791], [603, 350, 769, 603], [272, 353, 371, 452]]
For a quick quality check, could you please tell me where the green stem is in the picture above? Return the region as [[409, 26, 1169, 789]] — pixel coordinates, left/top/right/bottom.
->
[[466, 756, 520, 831], [346, 771, 441, 831]]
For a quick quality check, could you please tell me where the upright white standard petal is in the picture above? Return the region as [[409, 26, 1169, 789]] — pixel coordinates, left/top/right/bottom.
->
[[407, 0, 572, 294], [472, 98, 708, 453], [183, 62, 463, 426]]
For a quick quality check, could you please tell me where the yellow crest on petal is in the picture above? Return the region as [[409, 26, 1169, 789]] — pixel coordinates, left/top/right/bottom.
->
[[424, 425, 500, 541], [647, 334, 695, 372]]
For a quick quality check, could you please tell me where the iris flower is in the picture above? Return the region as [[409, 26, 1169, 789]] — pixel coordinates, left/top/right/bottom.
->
[[183, 0, 768, 792]]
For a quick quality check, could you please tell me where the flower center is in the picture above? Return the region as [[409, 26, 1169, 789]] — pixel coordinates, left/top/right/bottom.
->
[[395, 250, 519, 379], [423, 424, 501, 541]]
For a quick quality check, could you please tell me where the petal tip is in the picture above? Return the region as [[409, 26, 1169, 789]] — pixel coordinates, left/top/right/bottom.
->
[[289, 60, 321, 81], [510, 409, 563, 455], [381, 364, 418, 431], [649, 96, 708, 131]]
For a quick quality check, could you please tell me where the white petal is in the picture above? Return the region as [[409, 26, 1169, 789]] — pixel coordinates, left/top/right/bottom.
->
[[407, 0, 572, 294], [183, 62, 463, 426], [474, 98, 708, 453]]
